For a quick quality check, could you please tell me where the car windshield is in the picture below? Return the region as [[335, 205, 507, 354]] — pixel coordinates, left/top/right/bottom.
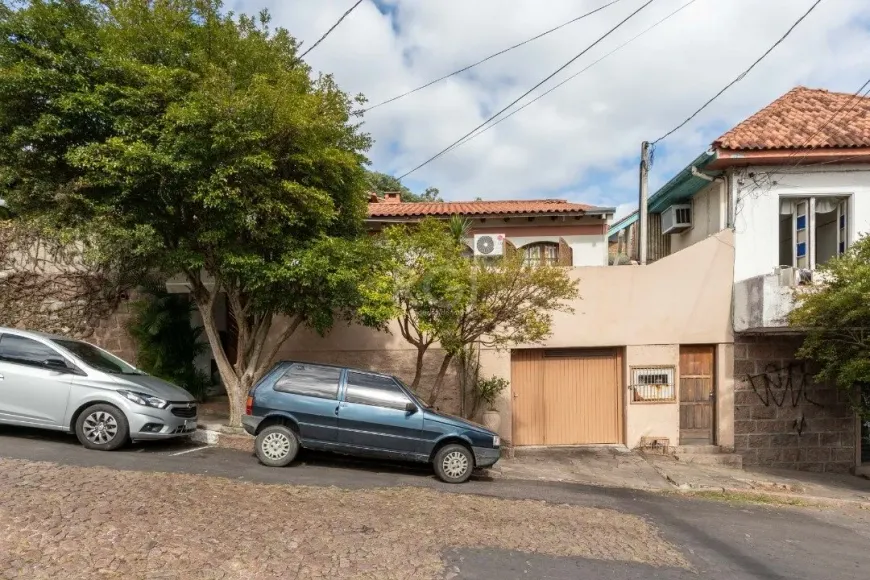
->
[[394, 376, 431, 409], [51, 339, 140, 375]]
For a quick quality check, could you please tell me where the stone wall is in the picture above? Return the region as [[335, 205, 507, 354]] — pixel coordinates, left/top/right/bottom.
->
[[734, 335, 856, 473], [89, 299, 138, 364]]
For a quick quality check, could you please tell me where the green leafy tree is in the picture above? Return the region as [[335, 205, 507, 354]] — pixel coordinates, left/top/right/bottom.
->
[[365, 217, 579, 406], [366, 170, 442, 203], [128, 288, 212, 402], [360, 218, 471, 396], [0, 0, 388, 425], [790, 235, 870, 417]]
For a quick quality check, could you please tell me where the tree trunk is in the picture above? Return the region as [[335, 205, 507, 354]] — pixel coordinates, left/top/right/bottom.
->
[[426, 352, 455, 406], [411, 343, 427, 391], [189, 279, 302, 428], [228, 373, 256, 427]]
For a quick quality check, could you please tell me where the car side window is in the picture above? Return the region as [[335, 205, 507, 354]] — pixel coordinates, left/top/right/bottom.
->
[[345, 371, 411, 411], [273, 363, 341, 400], [0, 334, 62, 369]]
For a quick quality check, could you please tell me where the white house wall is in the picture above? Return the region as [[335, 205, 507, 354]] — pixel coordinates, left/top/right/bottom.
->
[[732, 165, 870, 282], [508, 235, 607, 266]]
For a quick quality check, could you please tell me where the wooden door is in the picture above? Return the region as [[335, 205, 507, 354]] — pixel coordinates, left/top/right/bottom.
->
[[511, 349, 622, 446], [679, 345, 715, 444]]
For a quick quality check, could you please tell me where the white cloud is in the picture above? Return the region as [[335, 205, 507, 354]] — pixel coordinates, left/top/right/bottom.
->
[[613, 202, 637, 222], [234, 0, 870, 205]]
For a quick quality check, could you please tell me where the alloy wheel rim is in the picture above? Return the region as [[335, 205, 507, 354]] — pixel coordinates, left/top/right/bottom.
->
[[442, 450, 469, 479], [261, 432, 292, 460], [83, 411, 118, 444]]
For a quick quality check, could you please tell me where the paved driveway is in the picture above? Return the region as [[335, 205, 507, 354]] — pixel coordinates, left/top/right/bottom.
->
[[1, 426, 869, 579]]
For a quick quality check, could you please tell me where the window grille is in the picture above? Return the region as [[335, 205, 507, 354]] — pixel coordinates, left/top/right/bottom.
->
[[630, 366, 675, 403]]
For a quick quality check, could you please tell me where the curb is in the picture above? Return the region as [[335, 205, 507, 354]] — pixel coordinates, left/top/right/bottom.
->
[[191, 425, 254, 452], [480, 467, 870, 510]]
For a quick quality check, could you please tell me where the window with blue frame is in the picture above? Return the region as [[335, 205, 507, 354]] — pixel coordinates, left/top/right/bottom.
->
[[796, 242, 807, 258], [780, 196, 850, 269], [796, 214, 807, 231]]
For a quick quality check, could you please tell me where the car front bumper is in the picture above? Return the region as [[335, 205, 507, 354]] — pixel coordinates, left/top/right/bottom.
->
[[472, 446, 501, 468], [127, 404, 197, 440]]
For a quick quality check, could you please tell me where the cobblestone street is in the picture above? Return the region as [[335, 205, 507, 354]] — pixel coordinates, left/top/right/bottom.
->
[[0, 458, 688, 579]]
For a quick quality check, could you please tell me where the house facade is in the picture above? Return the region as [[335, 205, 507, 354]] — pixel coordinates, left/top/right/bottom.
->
[[266, 195, 736, 453], [610, 87, 870, 474]]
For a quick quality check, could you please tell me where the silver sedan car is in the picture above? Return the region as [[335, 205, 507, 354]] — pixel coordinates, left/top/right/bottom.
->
[[0, 327, 197, 450]]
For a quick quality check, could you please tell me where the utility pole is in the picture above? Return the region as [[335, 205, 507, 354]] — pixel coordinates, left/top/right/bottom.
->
[[638, 141, 650, 265]]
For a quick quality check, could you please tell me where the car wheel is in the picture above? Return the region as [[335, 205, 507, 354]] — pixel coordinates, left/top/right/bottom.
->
[[433, 444, 474, 484], [75, 404, 129, 451], [255, 425, 299, 467]]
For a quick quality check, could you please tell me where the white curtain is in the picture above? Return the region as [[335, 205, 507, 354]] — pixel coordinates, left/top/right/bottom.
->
[[814, 197, 840, 214], [780, 197, 841, 215]]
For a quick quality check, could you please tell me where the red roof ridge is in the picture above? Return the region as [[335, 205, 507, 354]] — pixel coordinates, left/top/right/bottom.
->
[[372, 198, 569, 205]]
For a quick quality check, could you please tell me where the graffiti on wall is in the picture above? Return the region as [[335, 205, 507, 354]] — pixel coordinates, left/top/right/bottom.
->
[[745, 362, 821, 435], [746, 362, 820, 408]]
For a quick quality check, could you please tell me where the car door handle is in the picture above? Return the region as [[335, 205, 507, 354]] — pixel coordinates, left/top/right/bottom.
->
[[334, 405, 340, 416], [0, 374, 4, 380]]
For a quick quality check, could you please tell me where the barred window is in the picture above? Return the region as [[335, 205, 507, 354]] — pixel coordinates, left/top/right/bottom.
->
[[523, 243, 559, 266]]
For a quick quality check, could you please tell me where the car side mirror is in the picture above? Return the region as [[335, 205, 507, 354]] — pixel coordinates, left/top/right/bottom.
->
[[44, 358, 70, 371], [405, 402, 418, 414]]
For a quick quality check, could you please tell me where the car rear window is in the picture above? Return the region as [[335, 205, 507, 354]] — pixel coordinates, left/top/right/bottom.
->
[[274, 363, 341, 400]]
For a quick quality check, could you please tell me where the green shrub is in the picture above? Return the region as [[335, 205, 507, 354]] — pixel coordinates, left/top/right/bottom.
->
[[476, 376, 509, 411], [128, 289, 212, 401]]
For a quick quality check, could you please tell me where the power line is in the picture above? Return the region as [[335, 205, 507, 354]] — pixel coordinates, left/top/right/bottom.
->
[[446, 0, 701, 155], [651, 0, 824, 145], [398, 0, 659, 180], [299, 0, 364, 59], [364, 0, 626, 112]]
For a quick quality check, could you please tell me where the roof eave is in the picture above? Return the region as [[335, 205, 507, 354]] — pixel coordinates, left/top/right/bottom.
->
[[706, 146, 870, 169], [647, 151, 719, 214]]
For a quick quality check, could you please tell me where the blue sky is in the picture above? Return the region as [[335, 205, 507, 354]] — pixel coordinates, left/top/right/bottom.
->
[[233, 0, 870, 219]]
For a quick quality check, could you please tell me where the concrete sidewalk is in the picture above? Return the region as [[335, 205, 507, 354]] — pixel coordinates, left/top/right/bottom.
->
[[486, 447, 870, 509], [484, 446, 673, 491], [644, 454, 870, 507]]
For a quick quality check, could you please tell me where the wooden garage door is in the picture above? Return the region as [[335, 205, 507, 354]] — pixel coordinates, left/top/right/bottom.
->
[[511, 349, 622, 446]]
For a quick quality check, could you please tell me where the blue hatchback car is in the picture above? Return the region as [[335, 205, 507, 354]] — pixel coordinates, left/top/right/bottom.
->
[[242, 361, 500, 483]]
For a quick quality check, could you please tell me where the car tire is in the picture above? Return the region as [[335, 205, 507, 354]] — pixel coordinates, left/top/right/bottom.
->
[[255, 425, 300, 467], [433, 444, 474, 484], [75, 404, 130, 451]]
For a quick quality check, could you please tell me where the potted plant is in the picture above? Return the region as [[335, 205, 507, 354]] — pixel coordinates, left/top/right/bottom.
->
[[476, 376, 508, 431]]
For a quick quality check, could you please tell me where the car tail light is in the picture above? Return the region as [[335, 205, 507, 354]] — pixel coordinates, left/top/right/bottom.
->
[[245, 395, 253, 416]]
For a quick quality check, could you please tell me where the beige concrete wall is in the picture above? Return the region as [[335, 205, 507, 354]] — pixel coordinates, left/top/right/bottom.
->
[[540, 229, 734, 348], [624, 345, 680, 449], [670, 181, 725, 254], [717, 342, 735, 449]]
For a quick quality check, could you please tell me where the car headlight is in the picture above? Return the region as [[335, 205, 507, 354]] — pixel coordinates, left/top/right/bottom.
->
[[120, 390, 168, 409], [493, 435, 500, 447]]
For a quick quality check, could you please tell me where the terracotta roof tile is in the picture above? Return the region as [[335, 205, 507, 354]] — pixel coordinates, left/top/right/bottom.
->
[[368, 199, 605, 218], [714, 87, 870, 151]]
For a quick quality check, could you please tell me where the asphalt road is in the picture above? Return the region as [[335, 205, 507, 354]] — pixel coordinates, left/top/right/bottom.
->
[[2, 425, 870, 580]]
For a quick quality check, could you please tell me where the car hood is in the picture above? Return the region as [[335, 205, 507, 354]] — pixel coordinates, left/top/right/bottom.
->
[[423, 408, 495, 435], [114, 373, 194, 402]]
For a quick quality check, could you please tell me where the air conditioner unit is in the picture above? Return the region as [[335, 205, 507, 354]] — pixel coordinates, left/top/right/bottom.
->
[[473, 233, 505, 257], [661, 204, 692, 234]]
